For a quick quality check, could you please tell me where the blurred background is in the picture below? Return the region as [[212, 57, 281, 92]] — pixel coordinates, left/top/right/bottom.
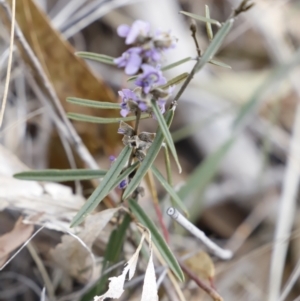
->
[[1, 0, 300, 300]]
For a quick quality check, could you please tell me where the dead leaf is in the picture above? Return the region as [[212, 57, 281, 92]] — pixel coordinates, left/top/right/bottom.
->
[[0, 214, 40, 267], [1, 0, 121, 166], [183, 250, 215, 282], [50, 208, 121, 282]]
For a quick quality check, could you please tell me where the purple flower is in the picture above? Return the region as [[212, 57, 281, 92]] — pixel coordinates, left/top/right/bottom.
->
[[135, 64, 167, 94], [118, 89, 141, 117], [143, 48, 161, 63], [117, 20, 150, 45], [118, 179, 127, 189], [114, 47, 142, 75], [109, 155, 116, 162]]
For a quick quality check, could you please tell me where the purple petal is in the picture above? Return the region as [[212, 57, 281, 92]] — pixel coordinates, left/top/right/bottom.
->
[[125, 53, 142, 75], [120, 108, 129, 117], [138, 102, 148, 111], [125, 20, 150, 45], [117, 24, 130, 37]]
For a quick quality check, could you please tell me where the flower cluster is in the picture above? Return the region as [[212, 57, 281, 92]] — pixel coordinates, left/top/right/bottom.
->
[[115, 20, 177, 118]]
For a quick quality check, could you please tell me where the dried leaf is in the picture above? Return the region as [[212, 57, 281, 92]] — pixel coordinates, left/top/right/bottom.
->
[[0, 215, 39, 266], [51, 208, 120, 282], [2, 0, 121, 160], [183, 250, 215, 281], [94, 234, 145, 301]]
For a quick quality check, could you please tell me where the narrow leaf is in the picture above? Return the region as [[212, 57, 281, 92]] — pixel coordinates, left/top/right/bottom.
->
[[13, 169, 107, 182], [128, 199, 184, 282], [151, 166, 188, 216], [67, 112, 150, 124], [76, 51, 116, 65], [127, 75, 138, 82], [123, 110, 174, 200], [209, 59, 231, 69], [195, 19, 233, 73], [67, 97, 120, 109], [161, 57, 192, 71], [178, 137, 235, 201], [111, 161, 139, 189], [180, 11, 221, 27], [151, 101, 181, 173], [159, 73, 189, 90], [205, 5, 214, 41], [71, 146, 132, 227]]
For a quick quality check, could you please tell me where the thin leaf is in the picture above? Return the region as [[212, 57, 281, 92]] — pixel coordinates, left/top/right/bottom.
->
[[161, 57, 192, 71], [128, 199, 184, 282], [67, 112, 150, 124], [151, 166, 188, 216], [205, 5, 214, 41], [67, 97, 120, 109], [123, 110, 174, 200], [151, 101, 181, 173], [209, 59, 231, 69], [195, 19, 233, 73], [76, 52, 116, 65], [233, 48, 300, 128], [111, 162, 139, 189], [127, 75, 138, 82], [178, 137, 235, 201], [159, 73, 189, 90], [13, 169, 107, 182], [180, 11, 221, 27], [70, 146, 132, 227]]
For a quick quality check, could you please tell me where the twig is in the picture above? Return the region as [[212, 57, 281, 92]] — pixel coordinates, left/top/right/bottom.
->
[[0, 0, 16, 128], [167, 207, 232, 260], [190, 20, 201, 57], [180, 262, 223, 301]]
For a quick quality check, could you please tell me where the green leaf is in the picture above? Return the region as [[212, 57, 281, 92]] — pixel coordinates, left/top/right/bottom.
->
[[71, 146, 132, 227], [128, 199, 184, 282], [178, 137, 235, 201], [151, 101, 181, 173], [151, 166, 188, 216], [76, 52, 116, 65], [161, 57, 192, 71], [123, 110, 174, 200], [209, 59, 231, 69], [67, 112, 150, 124], [195, 19, 233, 73], [205, 5, 214, 41], [111, 161, 139, 189], [159, 73, 189, 90], [13, 169, 107, 182], [233, 48, 300, 128], [127, 75, 138, 82], [67, 97, 120, 109], [180, 11, 221, 27]]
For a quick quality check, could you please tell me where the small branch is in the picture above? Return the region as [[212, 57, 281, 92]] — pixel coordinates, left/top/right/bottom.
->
[[190, 20, 201, 57], [0, 0, 16, 128], [180, 262, 223, 301]]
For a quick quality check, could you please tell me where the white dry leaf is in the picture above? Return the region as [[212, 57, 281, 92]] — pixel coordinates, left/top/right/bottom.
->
[[51, 208, 121, 282], [94, 234, 145, 301], [141, 250, 158, 301], [0, 144, 85, 229]]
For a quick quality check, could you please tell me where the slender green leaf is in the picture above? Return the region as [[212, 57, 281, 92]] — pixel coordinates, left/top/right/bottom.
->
[[76, 52, 116, 65], [205, 5, 214, 41], [195, 19, 233, 73], [178, 137, 235, 201], [127, 75, 138, 82], [67, 97, 120, 109], [151, 101, 181, 173], [209, 59, 231, 69], [233, 48, 300, 128], [160, 73, 189, 90], [71, 146, 132, 227], [128, 199, 184, 282], [180, 11, 221, 27], [161, 57, 192, 71], [13, 169, 107, 182], [67, 112, 150, 124], [123, 110, 174, 200], [151, 166, 188, 216]]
